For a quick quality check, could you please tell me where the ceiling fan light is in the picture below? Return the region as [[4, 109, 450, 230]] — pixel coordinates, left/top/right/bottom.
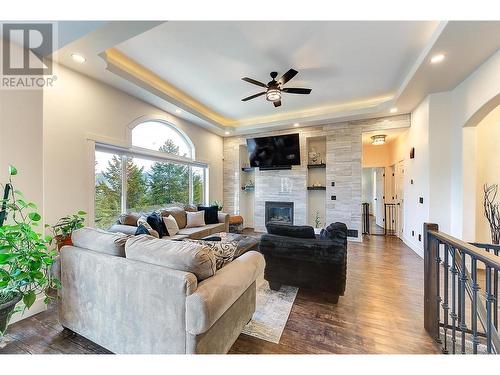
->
[[266, 89, 281, 102], [371, 135, 386, 145]]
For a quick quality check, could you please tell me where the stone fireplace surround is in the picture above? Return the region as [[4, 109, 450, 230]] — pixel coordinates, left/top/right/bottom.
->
[[223, 115, 411, 241]]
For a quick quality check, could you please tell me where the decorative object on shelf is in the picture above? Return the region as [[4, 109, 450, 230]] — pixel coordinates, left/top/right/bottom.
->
[[314, 211, 321, 229], [242, 179, 255, 191], [371, 134, 386, 145], [410, 147, 415, 159], [0, 166, 60, 345], [210, 200, 224, 212], [51, 211, 87, 250], [312, 182, 323, 188], [483, 184, 500, 244], [308, 149, 321, 165]]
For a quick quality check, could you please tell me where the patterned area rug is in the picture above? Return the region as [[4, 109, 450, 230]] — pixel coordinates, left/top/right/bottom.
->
[[242, 277, 298, 344]]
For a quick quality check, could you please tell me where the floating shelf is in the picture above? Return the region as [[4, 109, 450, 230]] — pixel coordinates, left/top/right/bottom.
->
[[307, 186, 326, 191], [241, 167, 255, 172], [241, 187, 255, 192], [307, 163, 326, 169]]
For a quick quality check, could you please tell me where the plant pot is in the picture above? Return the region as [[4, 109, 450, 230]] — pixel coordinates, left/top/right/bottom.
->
[[0, 292, 22, 341], [56, 235, 73, 250]]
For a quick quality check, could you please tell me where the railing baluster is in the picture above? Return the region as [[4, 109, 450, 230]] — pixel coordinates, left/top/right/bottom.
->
[[471, 257, 479, 354], [460, 251, 467, 354], [442, 244, 450, 353], [450, 246, 458, 354], [486, 265, 493, 353], [436, 242, 442, 345], [494, 247, 498, 330]]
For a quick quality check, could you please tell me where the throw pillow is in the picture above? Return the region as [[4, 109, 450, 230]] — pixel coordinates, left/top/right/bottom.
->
[[186, 210, 205, 228], [185, 239, 238, 270], [162, 214, 179, 236], [125, 235, 216, 281], [197, 205, 219, 225], [137, 216, 160, 238], [146, 212, 167, 237], [160, 207, 187, 229], [135, 224, 150, 235], [118, 212, 141, 226], [266, 222, 316, 239]]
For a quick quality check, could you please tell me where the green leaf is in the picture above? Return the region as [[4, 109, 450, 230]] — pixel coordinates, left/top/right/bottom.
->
[[77, 211, 87, 216], [8, 165, 17, 176], [23, 291, 36, 309], [28, 212, 41, 222], [27, 202, 38, 209], [0, 253, 17, 264]]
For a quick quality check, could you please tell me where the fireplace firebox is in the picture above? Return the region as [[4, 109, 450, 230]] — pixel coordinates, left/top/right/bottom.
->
[[265, 201, 294, 225]]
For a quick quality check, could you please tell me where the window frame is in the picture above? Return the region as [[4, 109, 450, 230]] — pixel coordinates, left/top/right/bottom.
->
[[93, 119, 209, 225]]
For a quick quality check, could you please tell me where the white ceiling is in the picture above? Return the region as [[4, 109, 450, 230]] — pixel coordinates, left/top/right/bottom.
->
[[115, 21, 438, 119], [52, 21, 500, 136]]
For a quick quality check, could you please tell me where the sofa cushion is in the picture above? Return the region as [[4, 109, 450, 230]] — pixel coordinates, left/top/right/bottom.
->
[[178, 226, 211, 239], [108, 224, 138, 236], [320, 222, 348, 245], [197, 205, 219, 225], [161, 207, 187, 229], [147, 212, 167, 237], [163, 215, 179, 236], [266, 222, 316, 239], [186, 211, 205, 228], [125, 235, 216, 281], [118, 212, 142, 226], [72, 227, 128, 257], [184, 239, 238, 270]]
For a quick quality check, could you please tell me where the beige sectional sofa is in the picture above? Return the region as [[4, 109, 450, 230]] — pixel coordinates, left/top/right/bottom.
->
[[55, 228, 265, 354], [108, 206, 230, 240]]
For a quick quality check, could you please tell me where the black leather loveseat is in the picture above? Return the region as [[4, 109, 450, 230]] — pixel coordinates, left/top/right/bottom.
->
[[259, 222, 348, 303]]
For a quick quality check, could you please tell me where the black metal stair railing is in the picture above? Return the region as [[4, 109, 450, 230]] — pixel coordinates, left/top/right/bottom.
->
[[424, 223, 500, 354]]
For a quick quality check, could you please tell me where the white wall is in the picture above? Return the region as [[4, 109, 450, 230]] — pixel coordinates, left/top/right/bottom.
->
[[361, 168, 374, 214], [43, 64, 224, 226]]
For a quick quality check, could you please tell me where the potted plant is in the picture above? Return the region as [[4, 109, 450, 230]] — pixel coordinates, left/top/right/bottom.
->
[[51, 210, 86, 250], [211, 200, 224, 211], [0, 166, 59, 345]]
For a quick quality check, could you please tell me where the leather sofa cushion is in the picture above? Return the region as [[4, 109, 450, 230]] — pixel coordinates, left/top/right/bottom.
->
[[108, 224, 138, 236], [125, 235, 216, 281], [72, 227, 128, 257], [161, 207, 187, 229], [206, 223, 225, 234], [178, 226, 211, 239], [118, 212, 142, 226], [266, 223, 316, 239]]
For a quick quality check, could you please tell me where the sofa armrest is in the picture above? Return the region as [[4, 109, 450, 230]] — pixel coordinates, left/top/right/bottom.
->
[[218, 212, 230, 232], [185, 250, 265, 335], [259, 234, 347, 264]]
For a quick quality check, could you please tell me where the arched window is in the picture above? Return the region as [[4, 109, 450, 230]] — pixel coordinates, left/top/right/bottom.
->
[[94, 119, 207, 229], [131, 120, 194, 159]]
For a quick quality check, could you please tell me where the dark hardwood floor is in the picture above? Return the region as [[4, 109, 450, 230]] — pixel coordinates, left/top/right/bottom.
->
[[0, 234, 440, 354]]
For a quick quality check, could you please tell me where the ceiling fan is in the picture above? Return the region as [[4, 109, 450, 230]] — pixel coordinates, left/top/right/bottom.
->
[[241, 69, 312, 107]]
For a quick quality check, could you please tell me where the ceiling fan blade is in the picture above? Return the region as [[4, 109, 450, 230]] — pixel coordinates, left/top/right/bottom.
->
[[278, 69, 298, 86], [282, 87, 312, 94], [241, 92, 266, 101], [242, 77, 268, 88], [273, 100, 281, 107]]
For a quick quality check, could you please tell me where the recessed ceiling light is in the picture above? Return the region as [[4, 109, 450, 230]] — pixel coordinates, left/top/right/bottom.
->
[[71, 53, 86, 64], [224, 131, 230, 135], [390, 107, 398, 114], [293, 123, 299, 127], [430, 54, 445, 64], [175, 109, 182, 114]]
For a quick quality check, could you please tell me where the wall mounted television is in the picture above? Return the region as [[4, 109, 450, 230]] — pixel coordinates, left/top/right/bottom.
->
[[246, 133, 301, 169]]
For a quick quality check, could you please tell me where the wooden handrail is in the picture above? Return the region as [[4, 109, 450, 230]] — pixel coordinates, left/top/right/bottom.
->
[[429, 229, 500, 269]]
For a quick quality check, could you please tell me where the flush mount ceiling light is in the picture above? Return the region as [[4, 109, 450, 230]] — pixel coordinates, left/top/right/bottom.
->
[[71, 53, 86, 64], [430, 53, 445, 64], [293, 123, 299, 127], [371, 135, 386, 145], [390, 107, 398, 113]]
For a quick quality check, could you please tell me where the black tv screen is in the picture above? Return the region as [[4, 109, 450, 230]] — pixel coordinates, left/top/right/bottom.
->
[[246, 133, 301, 168]]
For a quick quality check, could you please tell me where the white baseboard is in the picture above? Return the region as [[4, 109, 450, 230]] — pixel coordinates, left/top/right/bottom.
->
[[403, 236, 424, 258], [9, 296, 47, 324]]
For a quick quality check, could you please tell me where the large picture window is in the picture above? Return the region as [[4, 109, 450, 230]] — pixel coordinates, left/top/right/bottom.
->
[[94, 120, 208, 229]]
